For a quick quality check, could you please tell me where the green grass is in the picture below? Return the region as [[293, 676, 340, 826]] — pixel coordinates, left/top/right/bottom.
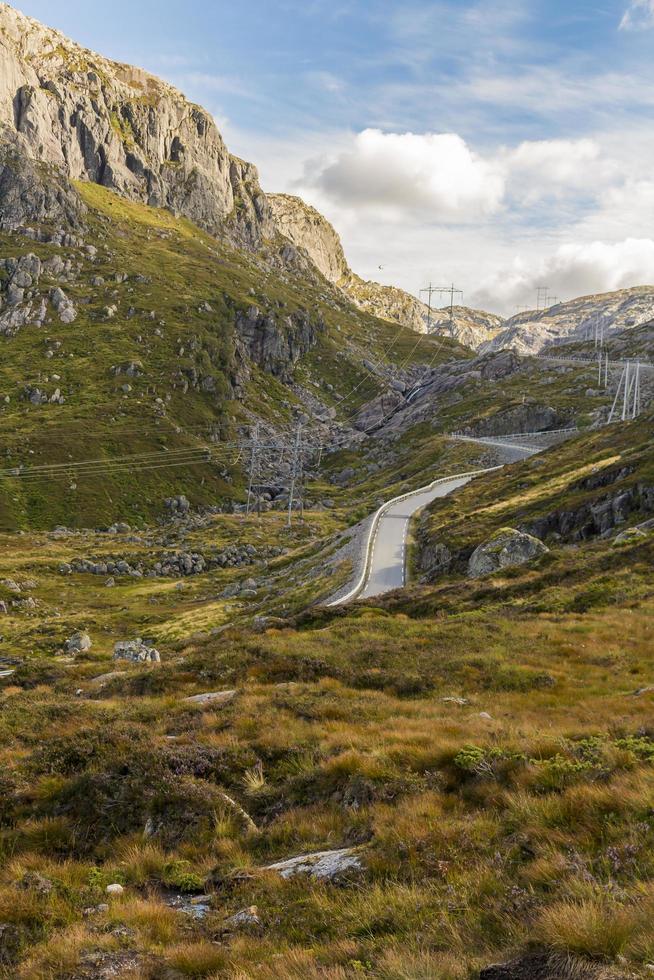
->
[[416, 413, 653, 570], [0, 496, 652, 976], [0, 182, 468, 531]]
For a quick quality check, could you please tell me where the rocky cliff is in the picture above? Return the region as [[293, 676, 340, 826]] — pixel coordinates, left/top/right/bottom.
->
[[268, 194, 348, 282], [428, 304, 504, 349], [483, 286, 654, 355], [268, 192, 502, 346], [0, 3, 272, 246]]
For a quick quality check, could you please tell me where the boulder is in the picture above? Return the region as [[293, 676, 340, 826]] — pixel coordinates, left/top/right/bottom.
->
[[113, 639, 160, 663], [419, 541, 452, 579], [264, 847, 363, 881], [468, 527, 549, 578], [613, 526, 648, 546], [64, 631, 92, 654], [183, 690, 237, 706], [223, 906, 262, 931]]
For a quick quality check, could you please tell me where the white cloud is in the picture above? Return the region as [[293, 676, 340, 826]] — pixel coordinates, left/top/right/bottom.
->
[[620, 0, 654, 30], [472, 238, 654, 311], [302, 129, 506, 221], [505, 138, 600, 185], [226, 121, 654, 317]]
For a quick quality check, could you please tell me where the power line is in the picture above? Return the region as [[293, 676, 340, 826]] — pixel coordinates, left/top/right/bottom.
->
[[420, 283, 463, 337], [536, 286, 550, 311]]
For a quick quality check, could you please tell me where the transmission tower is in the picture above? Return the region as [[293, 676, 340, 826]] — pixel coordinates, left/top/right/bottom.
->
[[608, 362, 642, 423], [245, 422, 260, 517], [287, 421, 303, 527], [420, 283, 463, 336], [536, 286, 550, 311]]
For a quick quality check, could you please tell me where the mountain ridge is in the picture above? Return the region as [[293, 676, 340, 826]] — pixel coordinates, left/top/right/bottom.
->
[[268, 192, 504, 346], [484, 285, 654, 354]]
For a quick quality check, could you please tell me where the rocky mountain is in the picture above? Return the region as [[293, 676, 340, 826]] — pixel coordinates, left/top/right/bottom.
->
[[268, 193, 502, 346], [427, 304, 504, 349], [268, 194, 348, 282], [0, 5, 472, 528], [483, 286, 654, 355], [0, 2, 272, 246]]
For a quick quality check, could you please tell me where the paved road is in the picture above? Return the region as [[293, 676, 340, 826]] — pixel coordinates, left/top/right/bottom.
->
[[355, 441, 537, 602], [360, 475, 472, 598]]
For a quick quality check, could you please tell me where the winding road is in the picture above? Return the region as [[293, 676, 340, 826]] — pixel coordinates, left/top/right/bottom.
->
[[329, 440, 539, 606]]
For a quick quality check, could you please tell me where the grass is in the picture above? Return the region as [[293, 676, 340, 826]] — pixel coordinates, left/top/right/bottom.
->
[[416, 412, 654, 571], [0, 504, 652, 976], [0, 181, 468, 531], [0, 161, 653, 978]]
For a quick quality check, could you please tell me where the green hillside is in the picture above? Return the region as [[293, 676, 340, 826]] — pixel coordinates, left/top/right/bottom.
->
[[0, 182, 466, 530]]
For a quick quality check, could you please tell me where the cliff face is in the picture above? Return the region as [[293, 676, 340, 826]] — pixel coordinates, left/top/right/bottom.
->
[[268, 194, 348, 282], [0, 3, 272, 245], [268, 192, 504, 346]]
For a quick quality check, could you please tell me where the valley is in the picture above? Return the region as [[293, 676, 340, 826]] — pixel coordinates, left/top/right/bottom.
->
[[0, 4, 653, 980]]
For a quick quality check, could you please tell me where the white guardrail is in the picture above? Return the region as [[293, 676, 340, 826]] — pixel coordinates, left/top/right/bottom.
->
[[534, 354, 654, 370], [326, 465, 504, 607]]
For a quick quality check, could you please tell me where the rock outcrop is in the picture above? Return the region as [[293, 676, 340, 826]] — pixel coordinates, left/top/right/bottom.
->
[[234, 305, 324, 382], [264, 848, 363, 881], [113, 638, 160, 663], [268, 194, 348, 282], [0, 3, 272, 246], [483, 286, 654, 355], [0, 131, 85, 231], [468, 527, 549, 578], [268, 193, 503, 346]]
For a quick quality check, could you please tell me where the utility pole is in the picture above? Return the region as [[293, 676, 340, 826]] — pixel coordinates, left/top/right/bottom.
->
[[419, 283, 436, 334], [622, 362, 631, 421], [536, 286, 550, 311], [420, 283, 463, 336], [608, 364, 626, 423], [287, 421, 303, 528], [632, 362, 641, 417], [245, 423, 260, 517]]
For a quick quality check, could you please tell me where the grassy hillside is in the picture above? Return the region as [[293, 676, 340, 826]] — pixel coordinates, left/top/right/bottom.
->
[[0, 460, 652, 978], [416, 413, 653, 569], [0, 182, 466, 531]]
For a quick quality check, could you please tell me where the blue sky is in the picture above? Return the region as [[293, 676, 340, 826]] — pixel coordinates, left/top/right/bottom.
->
[[15, 0, 654, 312]]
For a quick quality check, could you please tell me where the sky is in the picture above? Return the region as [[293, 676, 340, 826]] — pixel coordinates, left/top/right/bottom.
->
[[14, 0, 654, 314]]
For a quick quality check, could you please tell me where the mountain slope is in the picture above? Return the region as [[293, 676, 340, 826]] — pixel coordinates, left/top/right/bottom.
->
[[269, 192, 503, 345], [484, 286, 654, 354], [0, 2, 272, 246], [0, 5, 471, 530]]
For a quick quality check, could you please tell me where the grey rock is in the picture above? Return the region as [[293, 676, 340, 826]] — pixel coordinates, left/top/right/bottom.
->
[[183, 690, 237, 706], [0, 5, 275, 248], [223, 906, 262, 930], [265, 848, 363, 881], [468, 527, 549, 578], [113, 638, 161, 663], [64, 631, 92, 654]]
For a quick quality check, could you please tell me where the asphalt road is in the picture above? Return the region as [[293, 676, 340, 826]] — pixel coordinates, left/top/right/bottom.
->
[[359, 475, 472, 598], [359, 442, 537, 601]]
